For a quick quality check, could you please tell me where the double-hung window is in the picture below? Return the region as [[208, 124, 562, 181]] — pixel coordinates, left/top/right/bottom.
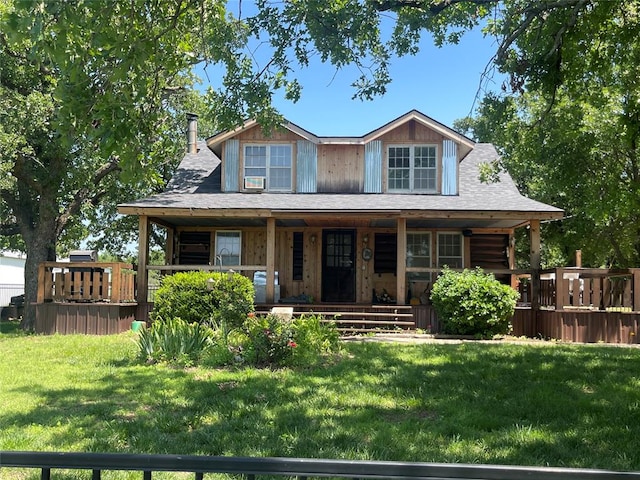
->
[[388, 145, 437, 192], [244, 144, 292, 191], [437, 233, 463, 268], [215, 231, 241, 266]]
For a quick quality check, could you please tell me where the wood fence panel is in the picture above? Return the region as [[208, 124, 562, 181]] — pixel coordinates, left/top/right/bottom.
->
[[532, 310, 640, 344], [34, 303, 136, 335]]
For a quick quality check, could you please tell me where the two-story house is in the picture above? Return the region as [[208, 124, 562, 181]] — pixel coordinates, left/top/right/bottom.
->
[[118, 110, 563, 316]]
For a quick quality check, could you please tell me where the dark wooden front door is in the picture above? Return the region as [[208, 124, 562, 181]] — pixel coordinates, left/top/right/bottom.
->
[[322, 229, 356, 302]]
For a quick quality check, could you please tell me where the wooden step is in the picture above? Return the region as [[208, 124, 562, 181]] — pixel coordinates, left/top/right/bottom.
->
[[321, 319, 415, 326]]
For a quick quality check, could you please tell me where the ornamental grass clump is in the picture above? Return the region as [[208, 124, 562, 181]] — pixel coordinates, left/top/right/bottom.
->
[[136, 317, 214, 365], [430, 267, 519, 338]]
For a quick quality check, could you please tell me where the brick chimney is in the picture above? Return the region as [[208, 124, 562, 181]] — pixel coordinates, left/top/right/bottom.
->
[[186, 113, 198, 154]]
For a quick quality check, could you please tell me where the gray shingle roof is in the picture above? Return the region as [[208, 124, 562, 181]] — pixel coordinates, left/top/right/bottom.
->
[[120, 143, 561, 216]]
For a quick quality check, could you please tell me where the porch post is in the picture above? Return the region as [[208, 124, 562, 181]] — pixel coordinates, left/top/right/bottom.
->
[[529, 219, 541, 310], [266, 217, 276, 303], [136, 215, 150, 319], [165, 227, 174, 265], [396, 217, 407, 305], [508, 232, 518, 289]]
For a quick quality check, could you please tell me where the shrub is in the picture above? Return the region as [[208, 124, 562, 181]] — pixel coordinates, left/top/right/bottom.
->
[[242, 313, 297, 367], [151, 271, 254, 329], [136, 317, 214, 365], [205, 313, 341, 369], [290, 314, 340, 365], [430, 267, 519, 338]]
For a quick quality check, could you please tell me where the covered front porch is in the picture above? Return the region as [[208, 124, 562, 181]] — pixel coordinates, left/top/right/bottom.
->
[[133, 209, 549, 321]]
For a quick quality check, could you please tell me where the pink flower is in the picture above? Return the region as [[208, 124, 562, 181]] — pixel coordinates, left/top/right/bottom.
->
[[288, 341, 297, 348]]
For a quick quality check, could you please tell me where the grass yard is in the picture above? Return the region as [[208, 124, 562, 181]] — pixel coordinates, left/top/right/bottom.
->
[[2, 322, 640, 478]]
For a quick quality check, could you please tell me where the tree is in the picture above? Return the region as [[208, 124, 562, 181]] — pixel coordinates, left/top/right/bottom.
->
[[0, 0, 286, 329], [455, 1, 640, 267]]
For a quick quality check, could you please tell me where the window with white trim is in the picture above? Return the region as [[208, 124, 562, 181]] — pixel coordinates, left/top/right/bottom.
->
[[215, 231, 241, 266], [388, 145, 437, 192], [437, 233, 463, 268], [244, 144, 292, 191], [406, 232, 431, 268]]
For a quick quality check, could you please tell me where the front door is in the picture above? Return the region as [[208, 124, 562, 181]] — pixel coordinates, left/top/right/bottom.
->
[[322, 229, 356, 302]]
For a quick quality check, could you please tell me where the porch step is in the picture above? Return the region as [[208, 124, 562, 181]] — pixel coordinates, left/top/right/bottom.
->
[[254, 304, 416, 333]]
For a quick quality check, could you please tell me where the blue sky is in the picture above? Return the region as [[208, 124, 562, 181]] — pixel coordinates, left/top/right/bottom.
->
[[270, 28, 503, 136], [199, 9, 504, 136]]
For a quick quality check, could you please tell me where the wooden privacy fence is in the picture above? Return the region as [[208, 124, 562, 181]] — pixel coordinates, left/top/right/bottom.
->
[[2, 451, 640, 480], [37, 262, 136, 303]]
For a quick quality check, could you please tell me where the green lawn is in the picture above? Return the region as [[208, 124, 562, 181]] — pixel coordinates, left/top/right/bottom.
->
[[2, 322, 640, 478]]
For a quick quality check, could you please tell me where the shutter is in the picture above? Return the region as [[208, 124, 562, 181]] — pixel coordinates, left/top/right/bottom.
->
[[442, 139, 458, 195], [296, 140, 317, 193], [224, 139, 239, 192], [364, 140, 383, 193]]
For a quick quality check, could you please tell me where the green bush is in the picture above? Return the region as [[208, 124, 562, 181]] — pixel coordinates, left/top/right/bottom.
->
[[242, 313, 297, 367], [430, 267, 519, 338], [136, 317, 214, 365], [204, 313, 341, 369], [151, 271, 254, 329], [291, 314, 340, 366]]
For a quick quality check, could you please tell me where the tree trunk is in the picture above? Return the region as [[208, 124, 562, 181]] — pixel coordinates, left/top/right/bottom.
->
[[20, 220, 57, 331]]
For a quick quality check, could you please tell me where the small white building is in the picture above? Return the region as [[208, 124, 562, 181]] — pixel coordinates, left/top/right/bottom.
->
[[0, 251, 25, 307]]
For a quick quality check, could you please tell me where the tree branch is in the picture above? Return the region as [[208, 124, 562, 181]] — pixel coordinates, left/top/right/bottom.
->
[[0, 222, 21, 236], [370, 0, 497, 14], [0, 32, 52, 76], [56, 156, 121, 236]]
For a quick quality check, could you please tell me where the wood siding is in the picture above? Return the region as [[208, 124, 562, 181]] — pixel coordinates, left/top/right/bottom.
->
[[317, 144, 363, 192]]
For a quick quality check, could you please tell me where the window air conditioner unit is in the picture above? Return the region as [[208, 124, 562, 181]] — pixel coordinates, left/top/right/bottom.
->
[[244, 176, 266, 190]]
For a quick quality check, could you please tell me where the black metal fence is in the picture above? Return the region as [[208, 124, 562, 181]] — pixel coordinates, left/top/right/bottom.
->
[[2, 451, 640, 480]]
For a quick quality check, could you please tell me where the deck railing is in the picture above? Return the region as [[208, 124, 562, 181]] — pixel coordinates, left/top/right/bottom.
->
[[37, 262, 136, 304], [2, 451, 639, 480], [518, 268, 640, 312]]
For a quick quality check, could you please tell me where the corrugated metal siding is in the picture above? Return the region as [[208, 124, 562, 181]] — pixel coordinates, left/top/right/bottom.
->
[[442, 139, 458, 195], [296, 140, 317, 193], [224, 139, 239, 192], [364, 140, 382, 193]]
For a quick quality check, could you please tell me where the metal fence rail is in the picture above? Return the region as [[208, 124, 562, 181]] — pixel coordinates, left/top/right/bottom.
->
[[2, 451, 640, 480]]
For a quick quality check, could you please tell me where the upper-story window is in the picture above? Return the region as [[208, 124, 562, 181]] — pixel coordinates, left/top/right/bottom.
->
[[244, 144, 292, 191], [388, 145, 437, 193]]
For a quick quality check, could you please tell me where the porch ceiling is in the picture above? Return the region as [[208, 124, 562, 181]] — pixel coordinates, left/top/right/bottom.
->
[[151, 215, 529, 230]]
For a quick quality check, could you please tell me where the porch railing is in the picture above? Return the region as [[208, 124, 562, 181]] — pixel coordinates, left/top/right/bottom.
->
[[2, 451, 639, 480], [518, 268, 640, 312], [37, 262, 136, 304]]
